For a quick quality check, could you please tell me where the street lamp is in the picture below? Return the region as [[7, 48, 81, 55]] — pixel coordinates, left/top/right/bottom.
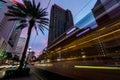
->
[[27, 47, 32, 59], [24, 47, 32, 68]]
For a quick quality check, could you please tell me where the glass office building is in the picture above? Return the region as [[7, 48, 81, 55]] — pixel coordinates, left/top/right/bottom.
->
[[43, 0, 120, 62], [75, 11, 98, 29], [48, 4, 74, 46]]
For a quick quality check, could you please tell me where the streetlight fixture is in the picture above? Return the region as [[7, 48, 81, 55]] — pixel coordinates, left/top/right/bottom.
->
[[24, 46, 32, 68]]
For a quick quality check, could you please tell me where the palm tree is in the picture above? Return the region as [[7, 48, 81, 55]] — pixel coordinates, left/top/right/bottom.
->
[[5, 0, 49, 69], [0, 0, 6, 3]]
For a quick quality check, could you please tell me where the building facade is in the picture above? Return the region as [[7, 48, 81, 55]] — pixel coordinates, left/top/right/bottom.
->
[[48, 4, 74, 47], [92, 0, 120, 26], [15, 37, 26, 59], [42, 0, 120, 62], [39, 0, 120, 79], [0, 0, 21, 58]]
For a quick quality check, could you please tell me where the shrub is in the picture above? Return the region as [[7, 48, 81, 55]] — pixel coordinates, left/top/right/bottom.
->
[[3, 67, 30, 78]]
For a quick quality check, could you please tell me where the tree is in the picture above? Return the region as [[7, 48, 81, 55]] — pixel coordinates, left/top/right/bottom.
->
[[5, 52, 13, 60], [13, 55, 19, 62], [5, 0, 49, 69], [0, 0, 6, 3]]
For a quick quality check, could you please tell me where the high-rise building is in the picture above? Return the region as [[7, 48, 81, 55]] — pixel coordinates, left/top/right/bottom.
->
[[92, 0, 120, 26], [0, 0, 21, 56], [48, 4, 74, 46], [15, 37, 26, 59]]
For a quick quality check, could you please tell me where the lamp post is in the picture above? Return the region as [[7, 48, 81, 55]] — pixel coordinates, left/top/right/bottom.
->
[[24, 47, 32, 68]]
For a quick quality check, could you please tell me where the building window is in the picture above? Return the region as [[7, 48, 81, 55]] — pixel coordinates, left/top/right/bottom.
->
[[0, 1, 5, 11], [0, 16, 8, 27], [8, 21, 20, 47]]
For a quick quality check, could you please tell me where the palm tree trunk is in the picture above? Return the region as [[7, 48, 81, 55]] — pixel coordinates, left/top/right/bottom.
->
[[18, 19, 35, 69]]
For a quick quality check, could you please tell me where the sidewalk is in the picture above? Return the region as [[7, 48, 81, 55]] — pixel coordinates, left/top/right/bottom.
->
[[0, 66, 5, 70], [1, 70, 40, 80], [7, 74, 39, 80]]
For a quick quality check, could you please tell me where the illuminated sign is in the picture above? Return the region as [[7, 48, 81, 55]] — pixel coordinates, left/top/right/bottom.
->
[[76, 28, 90, 37], [66, 27, 76, 35]]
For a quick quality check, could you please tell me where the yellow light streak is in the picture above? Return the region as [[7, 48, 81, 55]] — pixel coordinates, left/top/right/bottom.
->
[[74, 65, 120, 70], [77, 29, 120, 46], [97, 27, 106, 32], [65, 22, 120, 48], [55, 48, 61, 51], [68, 45, 77, 49], [49, 22, 120, 55], [50, 28, 120, 55]]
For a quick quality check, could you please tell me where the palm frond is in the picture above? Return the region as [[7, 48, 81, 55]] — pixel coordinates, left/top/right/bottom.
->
[[0, 0, 6, 3], [34, 25, 38, 35], [38, 18, 49, 22], [37, 17, 49, 21], [5, 13, 16, 17], [15, 3, 28, 16], [38, 26, 45, 35], [16, 23, 27, 30], [8, 18, 20, 21], [7, 6, 21, 12], [38, 21, 49, 27], [32, 0, 36, 9], [37, 19, 49, 26], [20, 19, 27, 23], [23, 0, 32, 9], [36, 2, 41, 11], [39, 8, 48, 16], [38, 24, 49, 30], [8, 10, 26, 17], [6, 5, 27, 18], [22, 0, 33, 14]]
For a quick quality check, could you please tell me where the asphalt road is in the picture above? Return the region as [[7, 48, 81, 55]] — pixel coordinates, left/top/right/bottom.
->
[[30, 65, 120, 80], [31, 66, 77, 80]]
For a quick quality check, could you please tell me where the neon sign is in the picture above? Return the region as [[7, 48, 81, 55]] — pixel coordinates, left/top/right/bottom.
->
[[76, 28, 90, 37], [66, 27, 76, 35]]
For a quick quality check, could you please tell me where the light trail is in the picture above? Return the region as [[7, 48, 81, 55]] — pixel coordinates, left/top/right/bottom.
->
[[74, 65, 120, 70]]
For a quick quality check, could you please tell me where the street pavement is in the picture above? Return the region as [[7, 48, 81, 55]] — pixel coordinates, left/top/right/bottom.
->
[[1, 65, 76, 80], [1, 62, 120, 80], [3, 73, 39, 80], [0, 67, 40, 80], [33, 62, 120, 80], [31, 65, 77, 80], [0, 68, 6, 79]]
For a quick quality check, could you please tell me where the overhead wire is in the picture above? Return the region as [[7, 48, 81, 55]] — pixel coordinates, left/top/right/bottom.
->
[[73, 0, 92, 19], [46, 0, 52, 10]]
